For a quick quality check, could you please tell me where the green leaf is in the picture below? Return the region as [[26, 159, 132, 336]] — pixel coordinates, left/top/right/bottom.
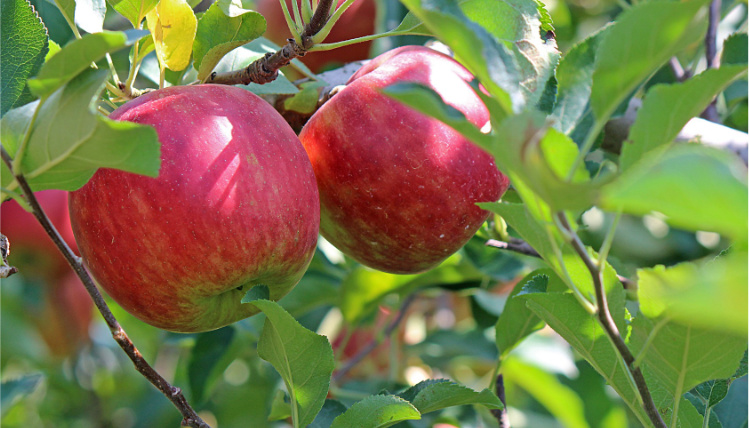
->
[[330, 395, 421, 428], [620, 65, 748, 170], [0, 0, 49, 116], [1, 68, 160, 194], [551, 26, 608, 137], [75, 0, 107, 33], [106, 0, 159, 27], [503, 357, 590, 428], [399, 379, 503, 414], [283, 81, 325, 114], [188, 326, 236, 404], [591, 0, 709, 122], [629, 316, 747, 419], [0, 373, 43, 416], [398, 0, 523, 112], [309, 399, 347, 428], [382, 82, 491, 146], [460, 0, 560, 107], [694, 379, 730, 409], [602, 144, 748, 241], [247, 299, 334, 428], [192, 2, 266, 80], [721, 32, 748, 66], [27, 30, 140, 99], [523, 286, 651, 426], [495, 270, 546, 357], [268, 390, 292, 421], [54, 0, 76, 31], [241, 284, 270, 303], [208, 38, 300, 95], [637, 251, 748, 337]]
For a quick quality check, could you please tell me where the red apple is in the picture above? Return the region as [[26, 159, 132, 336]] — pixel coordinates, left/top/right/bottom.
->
[[69, 85, 320, 333], [34, 271, 94, 357], [1, 189, 79, 278], [299, 46, 509, 274], [256, 0, 376, 73]]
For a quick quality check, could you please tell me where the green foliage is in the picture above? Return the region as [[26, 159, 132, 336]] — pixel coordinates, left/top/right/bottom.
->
[[330, 395, 420, 428], [620, 65, 748, 171], [246, 299, 335, 428], [0, 0, 49, 116], [0, 68, 160, 196], [2, 0, 747, 425], [192, 2, 266, 80], [590, 0, 710, 122]]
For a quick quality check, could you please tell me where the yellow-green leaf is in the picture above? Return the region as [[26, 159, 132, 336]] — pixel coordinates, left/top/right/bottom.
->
[[146, 0, 197, 71]]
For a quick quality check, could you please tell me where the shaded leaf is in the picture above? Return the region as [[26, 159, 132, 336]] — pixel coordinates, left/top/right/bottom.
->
[[1, 68, 160, 195], [495, 270, 546, 357], [551, 26, 608, 138], [27, 30, 145, 99], [620, 65, 748, 170], [721, 32, 748, 66], [146, 0, 197, 71], [309, 399, 347, 428], [591, 0, 709, 121], [192, 2, 265, 80], [602, 144, 748, 241], [188, 326, 236, 404], [399, 379, 503, 414], [0, 373, 43, 416], [1, 0, 49, 116], [241, 284, 270, 303], [399, 0, 523, 112], [330, 395, 421, 428], [247, 299, 334, 428]]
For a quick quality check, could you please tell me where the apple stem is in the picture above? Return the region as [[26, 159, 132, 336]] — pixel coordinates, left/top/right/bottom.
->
[[0, 146, 212, 428], [555, 212, 668, 428], [205, 0, 336, 86]]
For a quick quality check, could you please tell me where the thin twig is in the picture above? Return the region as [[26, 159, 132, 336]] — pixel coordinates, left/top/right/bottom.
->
[[703, 0, 722, 123], [206, 0, 336, 86], [489, 374, 511, 428], [556, 213, 667, 428], [0, 146, 210, 428], [332, 294, 416, 383], [485, 238, 636, 290]]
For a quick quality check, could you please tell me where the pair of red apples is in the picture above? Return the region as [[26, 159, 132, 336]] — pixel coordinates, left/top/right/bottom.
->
[[68, 46, 510, 332]]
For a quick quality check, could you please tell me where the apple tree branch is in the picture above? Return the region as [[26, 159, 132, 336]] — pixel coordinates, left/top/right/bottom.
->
[[0, 146, 211, 428], [205, 0, 336, 85]]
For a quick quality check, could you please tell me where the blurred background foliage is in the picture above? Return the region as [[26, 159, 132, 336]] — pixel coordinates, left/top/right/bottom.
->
[[2, 0, 747, 426]]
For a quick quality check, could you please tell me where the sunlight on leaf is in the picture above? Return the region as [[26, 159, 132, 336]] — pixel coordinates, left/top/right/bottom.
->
[[146, 0, 197, 71]]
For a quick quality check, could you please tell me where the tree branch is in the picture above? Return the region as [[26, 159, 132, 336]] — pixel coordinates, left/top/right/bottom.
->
[[489, 374, 510, 428], [556, 213, 667, 428], [702, 0, 722, 123], [0, 146, 210, 428], [0, 233, 19, 278], [206, 0, 336, 85], [332, 294, 416, 383]]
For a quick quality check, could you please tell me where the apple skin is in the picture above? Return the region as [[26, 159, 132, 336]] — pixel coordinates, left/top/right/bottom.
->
[[255, 0, 376, 73], [69, 85, 320, 333], [299, 46, 509, 274], [1, 189, 80, 278]]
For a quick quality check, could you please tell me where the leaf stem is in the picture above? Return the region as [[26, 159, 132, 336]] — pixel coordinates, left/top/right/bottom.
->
[[556, 212, 667, 428], [567, 119, 605, 182], [310, 0, 356, 45], [597, 209, 622, 270], [0, 147, 211, 428], [308, 30, 428, 52]]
